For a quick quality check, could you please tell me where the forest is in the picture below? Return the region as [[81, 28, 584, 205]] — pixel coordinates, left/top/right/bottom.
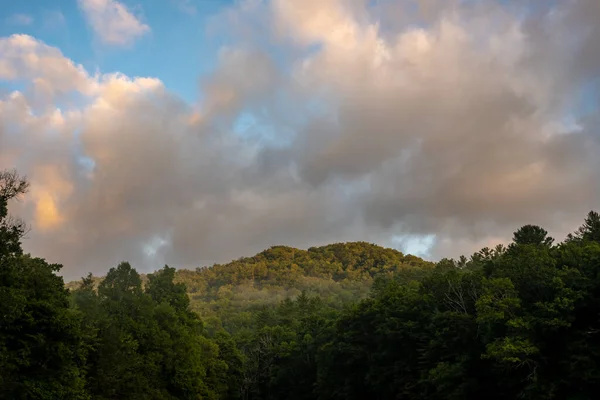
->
[[2, 168, 600, 399]]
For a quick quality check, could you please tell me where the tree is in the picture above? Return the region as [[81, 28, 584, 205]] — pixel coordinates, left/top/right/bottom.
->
[[0, 169, 88, 399], [512, 225, 554, 247], [146, 265, 229, 400], [574, 211, 600, 243], [146, 265, 190, 314], [73, 263, 232, 400], [0, 169, 29, 259]]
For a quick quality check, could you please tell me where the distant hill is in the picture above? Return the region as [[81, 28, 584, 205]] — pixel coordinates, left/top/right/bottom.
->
[[67, 241, 434, 325]]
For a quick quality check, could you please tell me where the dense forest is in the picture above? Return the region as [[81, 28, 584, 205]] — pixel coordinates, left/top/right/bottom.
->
[[2, 168, 600, 399]]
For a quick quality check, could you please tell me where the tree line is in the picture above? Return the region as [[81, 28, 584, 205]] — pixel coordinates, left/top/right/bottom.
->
[[1, 169, 599, 399]]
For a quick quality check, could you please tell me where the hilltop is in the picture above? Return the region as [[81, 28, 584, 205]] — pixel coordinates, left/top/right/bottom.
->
[[68, 241, 434, 320]]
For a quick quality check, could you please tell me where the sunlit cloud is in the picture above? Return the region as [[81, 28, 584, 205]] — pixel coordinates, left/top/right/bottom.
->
[[1, 0, 600, 279], [78, 0, 150, 46]]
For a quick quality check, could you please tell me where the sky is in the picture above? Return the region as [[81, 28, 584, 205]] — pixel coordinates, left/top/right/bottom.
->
[[1, 0, 599, 280]]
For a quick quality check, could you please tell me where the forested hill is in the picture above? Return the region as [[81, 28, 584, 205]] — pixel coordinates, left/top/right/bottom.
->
[[67, 241, 435, 318], [184, 241, 431, 287]]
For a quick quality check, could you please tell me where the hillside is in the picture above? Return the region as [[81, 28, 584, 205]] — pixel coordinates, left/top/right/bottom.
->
[[68, 241, 434, 322]]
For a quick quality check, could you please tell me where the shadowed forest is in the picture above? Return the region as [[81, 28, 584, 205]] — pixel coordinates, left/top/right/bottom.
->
[[2, 169, 600, 399]]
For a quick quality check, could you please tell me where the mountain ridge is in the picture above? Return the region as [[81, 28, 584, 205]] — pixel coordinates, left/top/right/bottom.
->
[[66, 241, 435, 318]]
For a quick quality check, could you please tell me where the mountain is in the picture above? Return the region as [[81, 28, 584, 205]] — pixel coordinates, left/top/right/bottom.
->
[[68, 241, 434, 322]]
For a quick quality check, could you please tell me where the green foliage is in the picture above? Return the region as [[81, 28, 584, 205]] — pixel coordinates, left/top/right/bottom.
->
[[0, 169, 29, 260], [0, 170, 88, 399], [309, 212, 600, 400], [512, 224, 554, 247], [68, 242, 434, 334], [568, 211, 600, 243], [146, 265, 190, 313], [0, 255, 89, 400], [185, 242, 433, 313], [71, 263, 232, 399]]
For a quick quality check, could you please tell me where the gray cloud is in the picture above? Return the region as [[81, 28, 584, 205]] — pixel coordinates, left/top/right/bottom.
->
[[1, 0, 600, 280], [265, 0, 600, 256]]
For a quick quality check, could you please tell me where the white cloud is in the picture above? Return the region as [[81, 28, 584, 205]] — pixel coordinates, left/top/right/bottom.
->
[[77, 0, 150, 46], [0, 35, 94, 99]]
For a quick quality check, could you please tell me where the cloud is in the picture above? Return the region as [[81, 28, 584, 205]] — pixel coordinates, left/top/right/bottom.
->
[[77, 0, 150, 46], [263, 0, 600, 252], [5, 14, 34, 26], [2, 0, 600, 280]]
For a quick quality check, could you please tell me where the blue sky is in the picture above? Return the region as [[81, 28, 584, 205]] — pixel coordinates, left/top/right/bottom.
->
[[0, 0, 320, 142], [0, 0, 232, 103]]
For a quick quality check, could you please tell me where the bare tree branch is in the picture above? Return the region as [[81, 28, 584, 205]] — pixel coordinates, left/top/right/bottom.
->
[[0, 169, 30, 201]]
